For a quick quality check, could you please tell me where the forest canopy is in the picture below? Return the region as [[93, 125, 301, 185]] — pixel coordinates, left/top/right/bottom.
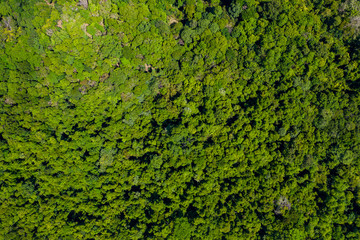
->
[[0, 0, 360, 239]]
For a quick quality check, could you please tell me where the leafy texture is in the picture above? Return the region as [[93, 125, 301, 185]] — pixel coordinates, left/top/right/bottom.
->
[[0, 0, 359, 239]]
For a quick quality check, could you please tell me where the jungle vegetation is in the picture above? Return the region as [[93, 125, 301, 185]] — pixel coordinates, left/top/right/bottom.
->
[[0, 0, 360, 239]]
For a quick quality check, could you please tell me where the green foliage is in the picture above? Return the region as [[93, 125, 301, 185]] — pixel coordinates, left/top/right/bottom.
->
[[1, 0, 360, 239]]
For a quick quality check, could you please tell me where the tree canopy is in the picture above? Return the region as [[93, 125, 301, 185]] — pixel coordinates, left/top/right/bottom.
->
[[0, 0, 359, 239]]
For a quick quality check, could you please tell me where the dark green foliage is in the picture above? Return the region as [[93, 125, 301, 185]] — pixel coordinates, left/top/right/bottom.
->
[[1, 0, 360, 239], [228, 0, 244, 19]]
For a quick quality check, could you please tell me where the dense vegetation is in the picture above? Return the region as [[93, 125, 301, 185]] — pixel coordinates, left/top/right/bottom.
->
[[1, 0, 359, 239]]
